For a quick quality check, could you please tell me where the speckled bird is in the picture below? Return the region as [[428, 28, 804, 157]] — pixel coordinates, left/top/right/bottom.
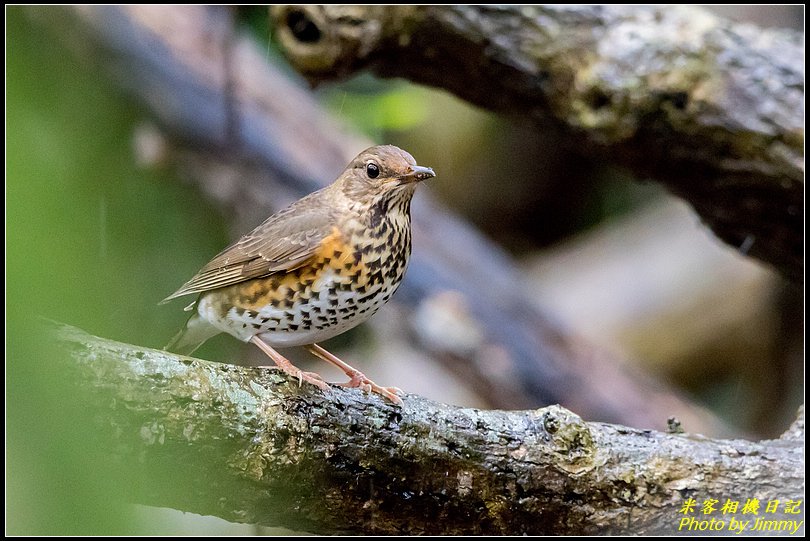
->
[[162, 145, 435, 404]]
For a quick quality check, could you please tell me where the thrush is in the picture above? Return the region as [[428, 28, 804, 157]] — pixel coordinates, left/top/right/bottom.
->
[[162, 145, 435, 404]]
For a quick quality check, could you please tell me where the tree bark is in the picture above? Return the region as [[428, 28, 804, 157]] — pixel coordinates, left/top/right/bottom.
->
[[56, 322, 804, 535], [271, 5, 804, 282], [27, 5, 732, 434]]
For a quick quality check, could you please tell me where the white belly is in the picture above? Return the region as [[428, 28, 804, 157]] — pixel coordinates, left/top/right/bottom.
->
[[196, 267, 402, 347]]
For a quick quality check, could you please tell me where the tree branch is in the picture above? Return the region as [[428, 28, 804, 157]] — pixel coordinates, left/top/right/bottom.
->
[[27, 5, 732, 434], [271, 5, 804, 282], [56, 322, 804, 535]]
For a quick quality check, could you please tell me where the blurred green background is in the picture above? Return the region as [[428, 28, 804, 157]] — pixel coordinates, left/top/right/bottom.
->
[[7, 8, 231, 534], [6, 5, 803, 535]]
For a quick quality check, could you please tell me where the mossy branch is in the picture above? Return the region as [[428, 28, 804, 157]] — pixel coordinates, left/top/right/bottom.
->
[[56, 322, 804, 535]]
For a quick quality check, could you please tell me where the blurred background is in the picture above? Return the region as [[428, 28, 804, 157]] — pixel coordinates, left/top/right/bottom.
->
[[6, 5, 803, 535]]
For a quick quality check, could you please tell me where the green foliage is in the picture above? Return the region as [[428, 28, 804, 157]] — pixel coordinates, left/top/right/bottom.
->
[[6, 8, 227, 533], [320, 78, 431, 140]]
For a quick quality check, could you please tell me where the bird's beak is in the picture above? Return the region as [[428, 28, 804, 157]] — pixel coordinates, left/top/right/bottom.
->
[[400, 165, 436, 184]]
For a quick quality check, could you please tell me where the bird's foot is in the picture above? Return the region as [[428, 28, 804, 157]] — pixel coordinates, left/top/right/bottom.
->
[[269, 363, 330, 391], [290, 368, 330, 390], [304, 343, 404, 405], [340, 370, 403, 405], [250, 336, 329, 391]]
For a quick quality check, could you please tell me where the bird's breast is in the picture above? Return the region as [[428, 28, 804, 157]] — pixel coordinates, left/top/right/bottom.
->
[[197, 210, 413, 345]]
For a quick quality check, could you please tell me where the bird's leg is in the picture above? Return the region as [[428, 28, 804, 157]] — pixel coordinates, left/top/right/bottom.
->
[[250, 336, 329, 390], [304, 344, 403, 405]]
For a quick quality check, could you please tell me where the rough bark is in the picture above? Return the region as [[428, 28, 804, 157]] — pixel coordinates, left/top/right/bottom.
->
[[55, 322, 805, 535], [271, 5, 804, 282], [27, 5, 731, 434]]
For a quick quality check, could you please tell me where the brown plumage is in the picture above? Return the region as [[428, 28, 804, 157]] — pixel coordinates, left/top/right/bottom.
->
[[162, 145, 435, 404]]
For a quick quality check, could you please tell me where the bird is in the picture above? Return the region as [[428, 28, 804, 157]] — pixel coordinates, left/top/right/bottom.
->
[[161, 145, 435, 405]]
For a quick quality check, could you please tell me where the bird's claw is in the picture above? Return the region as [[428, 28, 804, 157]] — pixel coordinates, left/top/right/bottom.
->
[[287, 369, 328, 390], [340, 371, 403, 405]]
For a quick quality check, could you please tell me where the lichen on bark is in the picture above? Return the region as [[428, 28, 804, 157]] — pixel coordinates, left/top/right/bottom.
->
[[56, 323, 804, 535]]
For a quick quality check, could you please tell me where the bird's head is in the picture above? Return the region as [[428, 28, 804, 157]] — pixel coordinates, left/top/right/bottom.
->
[[338, 145, 435, 203]]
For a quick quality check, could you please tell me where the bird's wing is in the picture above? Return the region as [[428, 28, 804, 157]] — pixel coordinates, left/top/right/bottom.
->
[[161, 192, 338, 302]]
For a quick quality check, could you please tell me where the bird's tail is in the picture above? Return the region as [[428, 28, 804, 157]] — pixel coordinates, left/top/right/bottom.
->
[[165, 314, 220, 356]]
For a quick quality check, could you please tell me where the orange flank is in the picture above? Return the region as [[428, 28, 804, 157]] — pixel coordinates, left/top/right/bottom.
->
[[219, 227, 370, 313]]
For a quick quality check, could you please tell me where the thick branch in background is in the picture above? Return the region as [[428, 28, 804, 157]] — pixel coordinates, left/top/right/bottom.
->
[[270, 5, 804, 282], [56, 323, 804, 535], [28, 5, 729, 434]]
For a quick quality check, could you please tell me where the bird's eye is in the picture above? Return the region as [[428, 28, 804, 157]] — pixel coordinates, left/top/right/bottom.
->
[[366, 162, 380, 179]]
